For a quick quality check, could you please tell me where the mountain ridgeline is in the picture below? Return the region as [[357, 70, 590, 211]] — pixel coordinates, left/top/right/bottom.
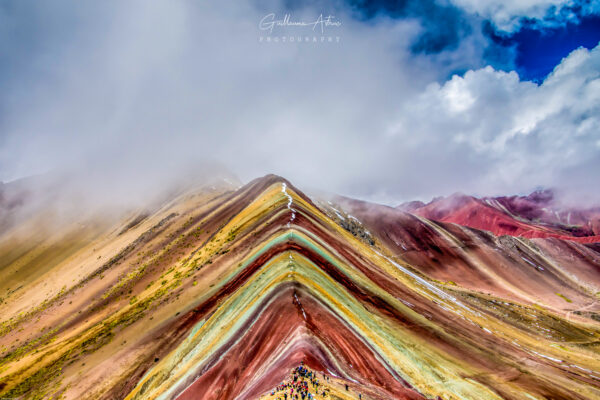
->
[[0, 175, 599, 399]]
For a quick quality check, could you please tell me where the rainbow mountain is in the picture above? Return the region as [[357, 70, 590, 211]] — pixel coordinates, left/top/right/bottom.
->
[[1, 175, 599, 399]]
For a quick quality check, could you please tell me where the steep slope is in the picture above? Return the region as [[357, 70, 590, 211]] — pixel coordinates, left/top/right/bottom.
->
[[1, 176, 599, 400], [336, 195, 600, 312]]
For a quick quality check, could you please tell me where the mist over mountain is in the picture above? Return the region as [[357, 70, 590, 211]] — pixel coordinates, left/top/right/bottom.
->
[[0, 0, 599, 206]]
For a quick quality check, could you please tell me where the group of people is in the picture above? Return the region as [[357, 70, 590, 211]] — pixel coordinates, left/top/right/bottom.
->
[[270, 363, 330, 399]]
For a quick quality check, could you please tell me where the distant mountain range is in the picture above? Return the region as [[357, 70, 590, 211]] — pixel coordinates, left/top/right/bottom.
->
[[398, 189, 600, 242]]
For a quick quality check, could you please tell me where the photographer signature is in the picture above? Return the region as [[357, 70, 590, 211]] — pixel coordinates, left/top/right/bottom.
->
[[259, 13, 341, 34]]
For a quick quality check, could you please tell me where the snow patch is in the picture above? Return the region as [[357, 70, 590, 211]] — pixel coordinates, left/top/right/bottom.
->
[[294, 292, 307, 320], [375, 250, 473, 313], [531, 350, 562, 363], [281, 183, 296, 227]]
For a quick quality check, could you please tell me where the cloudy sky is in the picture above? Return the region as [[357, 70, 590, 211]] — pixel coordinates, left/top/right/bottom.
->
[[0, 0, 599, 205]]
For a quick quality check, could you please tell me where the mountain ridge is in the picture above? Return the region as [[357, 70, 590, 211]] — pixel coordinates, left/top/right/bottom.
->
[[0, 175, 599, 400]]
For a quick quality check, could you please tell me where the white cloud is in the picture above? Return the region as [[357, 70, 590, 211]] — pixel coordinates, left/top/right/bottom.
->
[[387, 44, 600, 202], [448, 0, 600, 31]]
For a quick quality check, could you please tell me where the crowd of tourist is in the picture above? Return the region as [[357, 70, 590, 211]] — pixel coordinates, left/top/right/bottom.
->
[[270, 362, 329, 399], [268, 362, 365, 399]]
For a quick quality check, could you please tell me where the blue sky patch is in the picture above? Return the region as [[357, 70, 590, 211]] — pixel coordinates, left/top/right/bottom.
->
[[487, 14, 600, 82]]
